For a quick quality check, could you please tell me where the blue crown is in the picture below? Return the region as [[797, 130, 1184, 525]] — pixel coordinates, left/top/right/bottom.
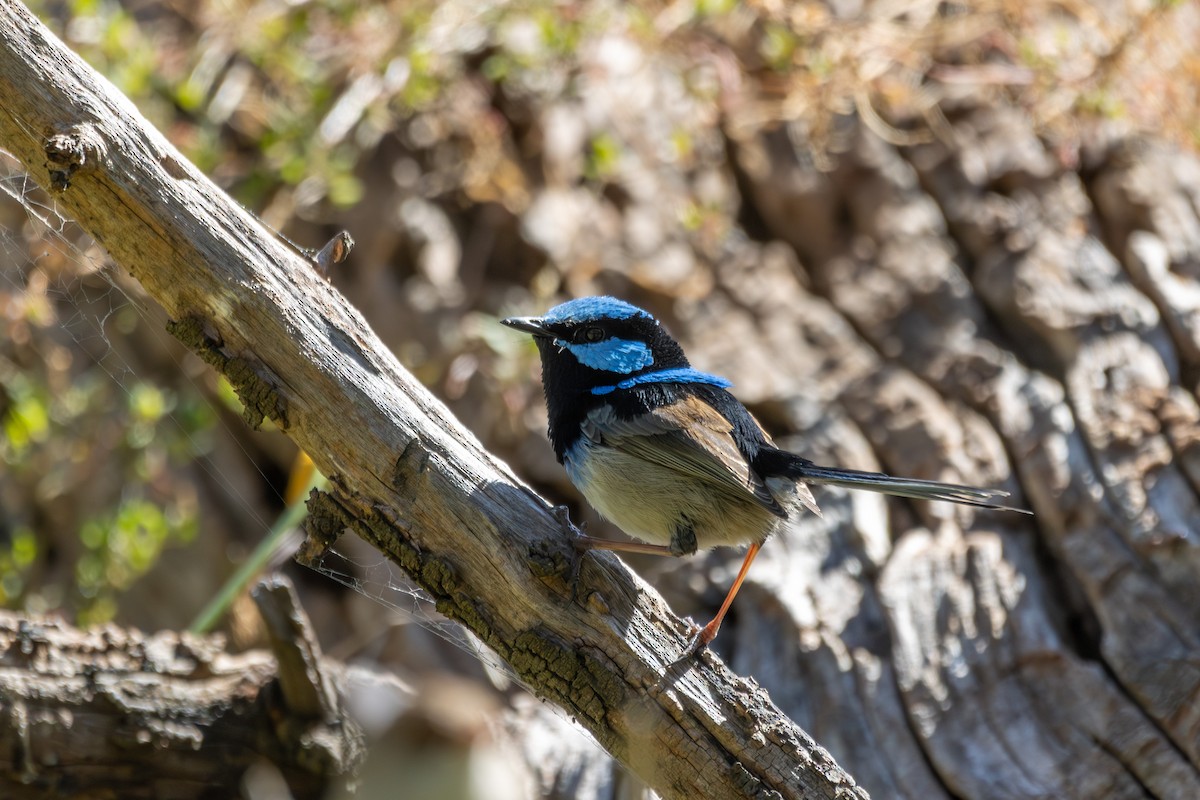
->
[[542, 296, 653, 325]]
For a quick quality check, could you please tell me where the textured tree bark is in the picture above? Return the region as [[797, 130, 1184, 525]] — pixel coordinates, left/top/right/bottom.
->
[[695, 106, 1200, 797], [0, 579, 363, 799], [0, 2, 866, 798]]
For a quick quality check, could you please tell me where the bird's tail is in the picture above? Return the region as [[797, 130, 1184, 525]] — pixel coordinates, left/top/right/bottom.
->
[[778, 456, 1031, 515]]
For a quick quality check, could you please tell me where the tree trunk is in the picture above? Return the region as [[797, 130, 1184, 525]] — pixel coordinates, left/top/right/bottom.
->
[[697, 105, 1200, 798]]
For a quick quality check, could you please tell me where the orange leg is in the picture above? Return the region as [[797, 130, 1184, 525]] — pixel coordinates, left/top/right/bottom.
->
[[574, 535, 676, 556], [567, 536, 676, 599], [678, 541, 763, 661], [573, 532, 765, 661]]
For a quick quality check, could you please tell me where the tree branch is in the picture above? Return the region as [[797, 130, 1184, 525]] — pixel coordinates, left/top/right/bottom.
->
[[0, 1, 865, 796], [0, 587, 363, 799]]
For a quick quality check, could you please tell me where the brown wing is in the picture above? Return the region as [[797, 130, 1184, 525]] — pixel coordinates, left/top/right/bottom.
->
[[579, 395, 787, 518]]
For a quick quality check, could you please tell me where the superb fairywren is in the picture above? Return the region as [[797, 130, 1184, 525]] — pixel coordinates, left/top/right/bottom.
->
[[503, 296, 1028, 657]]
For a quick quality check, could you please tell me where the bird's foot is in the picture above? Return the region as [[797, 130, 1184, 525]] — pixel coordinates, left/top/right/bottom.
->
[[550, 505, 591, 601], [551, 504, 575, 530], [527, 506, 588, 595], [669, 618, 719, 666]]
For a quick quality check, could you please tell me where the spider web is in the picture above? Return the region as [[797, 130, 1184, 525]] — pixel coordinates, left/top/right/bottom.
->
[[302, 543, 518, 683], [0, 150, 277, 570], [0, 148, 523, 687]]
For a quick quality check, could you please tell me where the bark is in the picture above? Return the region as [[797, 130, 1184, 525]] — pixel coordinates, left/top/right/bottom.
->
[[700, 106, 1200, 798], [0, 577, 364, 799], [0, 2, 865, 798]]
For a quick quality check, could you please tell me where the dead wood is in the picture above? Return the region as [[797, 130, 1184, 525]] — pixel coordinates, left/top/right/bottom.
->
[[0, 578, 363, 799]]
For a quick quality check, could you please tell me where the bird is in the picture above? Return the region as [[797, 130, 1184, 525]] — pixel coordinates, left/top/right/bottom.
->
[[502, 296, 1029, 658]]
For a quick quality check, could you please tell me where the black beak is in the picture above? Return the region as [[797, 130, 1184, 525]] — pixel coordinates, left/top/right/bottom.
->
[[501, 315, 552, 338]]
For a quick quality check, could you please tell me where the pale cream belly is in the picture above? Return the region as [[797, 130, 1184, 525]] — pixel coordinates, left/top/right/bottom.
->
[[564, 442, 788, 551]]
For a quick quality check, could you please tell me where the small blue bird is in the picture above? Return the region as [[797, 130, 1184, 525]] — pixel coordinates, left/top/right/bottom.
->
[[503, 296, 1027, 657]]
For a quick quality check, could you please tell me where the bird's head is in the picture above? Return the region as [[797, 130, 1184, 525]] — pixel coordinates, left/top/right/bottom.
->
[[502, 296, 691, 397]]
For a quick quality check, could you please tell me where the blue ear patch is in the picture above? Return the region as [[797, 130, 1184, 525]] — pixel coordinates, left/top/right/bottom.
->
[[591, 367, 732, 395], [543, 296, 652, 325], [561, 337, 655, 374]]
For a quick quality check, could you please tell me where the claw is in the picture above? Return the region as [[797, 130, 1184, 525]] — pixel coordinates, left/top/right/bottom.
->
[[670, 618, 717, 666], [552, 504, 571, 527], [568, 547, 585, 602], [549, 506, 589, 601]]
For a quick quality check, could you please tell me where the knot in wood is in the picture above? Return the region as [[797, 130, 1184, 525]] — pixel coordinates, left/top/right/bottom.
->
[[44, 124, 107, 191]]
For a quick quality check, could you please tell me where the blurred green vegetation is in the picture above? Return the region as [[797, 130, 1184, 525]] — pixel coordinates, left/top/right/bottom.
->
[[0, 364, 210, 621], [0, 279, 211, 619]]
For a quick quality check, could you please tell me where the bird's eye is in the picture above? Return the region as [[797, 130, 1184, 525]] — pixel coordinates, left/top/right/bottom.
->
[[582, 327, 604, 343]]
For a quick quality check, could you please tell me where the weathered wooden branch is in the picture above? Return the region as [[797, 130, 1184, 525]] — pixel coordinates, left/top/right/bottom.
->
[[0, 1, 866, 797], [0, 580, 364, 799]]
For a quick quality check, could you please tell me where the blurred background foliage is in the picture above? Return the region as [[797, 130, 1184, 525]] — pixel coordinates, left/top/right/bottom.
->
[[0, 0, 1198, 791]]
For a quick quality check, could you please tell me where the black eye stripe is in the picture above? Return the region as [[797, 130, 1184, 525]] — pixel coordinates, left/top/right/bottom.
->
[[559, 315, 662, 345], [568, 325, 606, 343]]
